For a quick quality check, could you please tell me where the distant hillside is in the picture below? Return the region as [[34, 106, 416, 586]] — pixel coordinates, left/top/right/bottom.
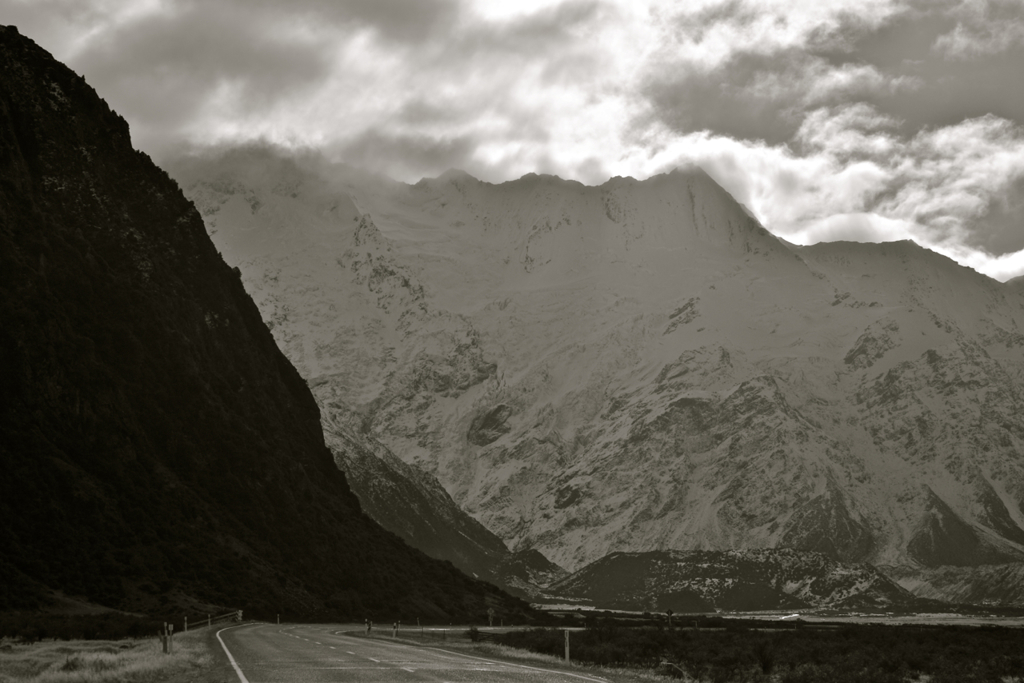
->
[[0, 25, 530, 622], [546, 549, 935, 612]]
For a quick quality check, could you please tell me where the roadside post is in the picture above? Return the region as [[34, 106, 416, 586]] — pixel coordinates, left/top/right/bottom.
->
[[161, 623, 174, 654], [184, 616, 188, 632], [564, 629, 570, 663]]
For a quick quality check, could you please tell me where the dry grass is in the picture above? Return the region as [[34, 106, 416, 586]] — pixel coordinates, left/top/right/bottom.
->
[[460, 641, 568, 664], [0, 630, 211, 683], [448, 642, 673, 683]]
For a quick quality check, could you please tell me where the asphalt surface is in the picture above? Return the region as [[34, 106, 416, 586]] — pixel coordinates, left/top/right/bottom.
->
[[216, 623, 610, 683]]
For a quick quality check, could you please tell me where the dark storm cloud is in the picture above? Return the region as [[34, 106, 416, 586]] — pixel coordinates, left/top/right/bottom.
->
[[332, 129, 486, 182], [35, 0, 609, 172], [304, 0, 461, 43], [638, 0, 1024, 144], [814, 2, 1024, 135], [10, 0, 466, 154], [323, 0, 608, 182], [73, 4, 332, 129], [637, 2, 918, 145], [640, 47, 903, 146]]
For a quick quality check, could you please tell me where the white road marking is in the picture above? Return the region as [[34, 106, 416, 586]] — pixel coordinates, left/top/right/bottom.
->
[[216, 625, 252, 683]]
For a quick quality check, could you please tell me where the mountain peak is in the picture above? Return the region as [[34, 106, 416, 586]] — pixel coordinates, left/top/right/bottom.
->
[[437, 167, 477, 181]]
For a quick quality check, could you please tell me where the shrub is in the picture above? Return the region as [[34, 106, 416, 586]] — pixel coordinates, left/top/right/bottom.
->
[[755, 639, 776, 675]]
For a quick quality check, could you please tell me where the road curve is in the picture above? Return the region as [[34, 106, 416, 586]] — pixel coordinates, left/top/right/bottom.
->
[[217, 623, 609, 683]]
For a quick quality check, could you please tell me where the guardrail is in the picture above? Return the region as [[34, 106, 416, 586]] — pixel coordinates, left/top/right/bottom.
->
[[181, 610, 242, 632], [160, 610, 241, 654]]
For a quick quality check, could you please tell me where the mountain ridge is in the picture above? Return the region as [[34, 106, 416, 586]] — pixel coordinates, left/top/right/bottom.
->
[[170, 143, 1024, 604]]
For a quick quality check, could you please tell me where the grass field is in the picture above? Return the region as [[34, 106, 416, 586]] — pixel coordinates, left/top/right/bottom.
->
[[493, 620, 1024, 683], [0, 629, 211, 683]]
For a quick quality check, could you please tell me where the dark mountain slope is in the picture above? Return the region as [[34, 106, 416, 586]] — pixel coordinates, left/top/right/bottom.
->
[[0, 25, 528, 621], [319, 392, 567, 598]]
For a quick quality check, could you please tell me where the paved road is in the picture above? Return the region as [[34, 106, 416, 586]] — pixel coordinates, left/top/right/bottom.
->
[[217, 623, 609, 683]]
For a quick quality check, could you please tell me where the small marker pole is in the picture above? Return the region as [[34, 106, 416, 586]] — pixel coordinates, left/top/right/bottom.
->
[[564, 629, 570, 663]]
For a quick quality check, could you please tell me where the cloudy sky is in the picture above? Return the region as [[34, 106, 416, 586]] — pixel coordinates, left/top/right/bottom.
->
[[5, 0, 1024, 280]]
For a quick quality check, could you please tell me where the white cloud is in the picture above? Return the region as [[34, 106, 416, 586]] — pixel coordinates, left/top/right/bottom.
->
[[642, 0, 904, 71], [785, 212, 922, 245], [880, 115, 1024, 243], [605, 104, 1024, 280], [954, 246, 1024, 281], [933, 0, 1024, 60]]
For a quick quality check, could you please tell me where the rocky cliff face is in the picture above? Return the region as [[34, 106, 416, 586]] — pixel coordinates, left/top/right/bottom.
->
[[0, 26, 529, 621], [169, 145, 1024, 602], [547, 549, 929, 612], [319, 393, 565, 597]]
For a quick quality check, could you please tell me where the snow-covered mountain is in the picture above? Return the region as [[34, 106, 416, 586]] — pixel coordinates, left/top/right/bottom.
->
[[169, 147, 1024, 601]]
